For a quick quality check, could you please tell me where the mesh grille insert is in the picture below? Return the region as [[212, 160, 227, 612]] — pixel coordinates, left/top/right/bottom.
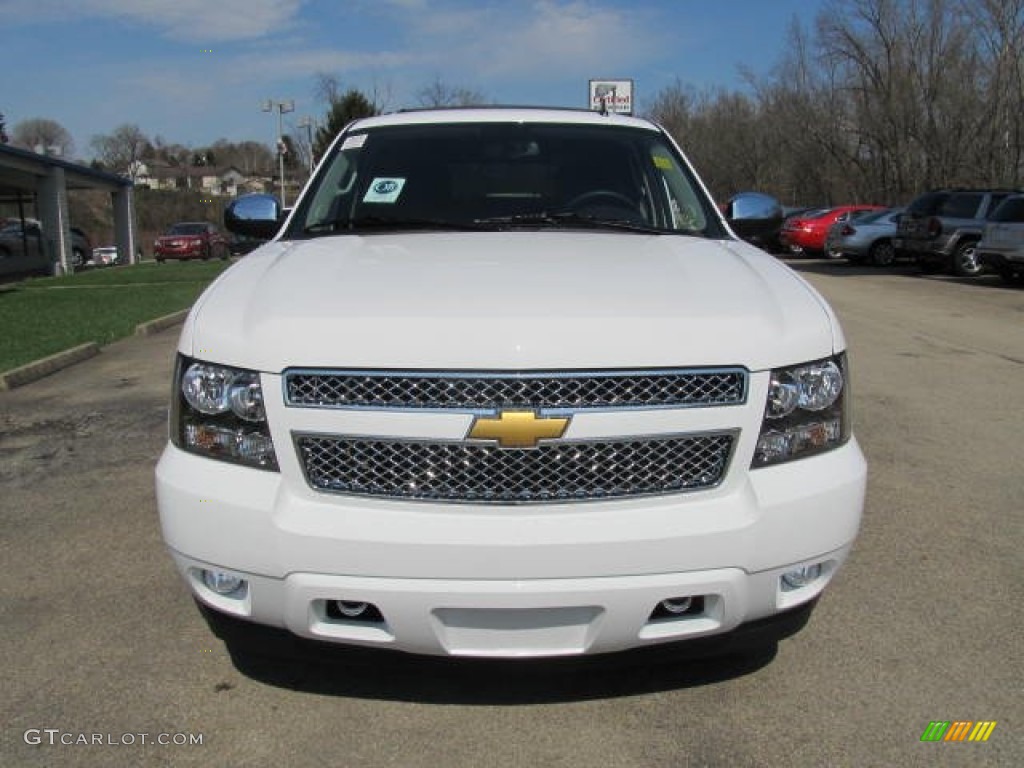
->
[[285, 369, 747, 410], [296, 432, 735, 504]]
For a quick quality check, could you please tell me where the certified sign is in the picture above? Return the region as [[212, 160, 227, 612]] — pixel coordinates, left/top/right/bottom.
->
[[589, 79, 634, 115], [363, 177, 406, 204]]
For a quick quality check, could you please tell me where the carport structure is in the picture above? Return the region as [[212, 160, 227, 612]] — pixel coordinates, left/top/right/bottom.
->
[[0, 143, 136, 274]]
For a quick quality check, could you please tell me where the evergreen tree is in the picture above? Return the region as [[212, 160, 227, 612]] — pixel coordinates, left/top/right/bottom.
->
[[312, 89, 379, 164]]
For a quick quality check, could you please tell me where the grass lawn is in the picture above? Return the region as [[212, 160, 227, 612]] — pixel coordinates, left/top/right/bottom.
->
[[0, 261, 232, 373]]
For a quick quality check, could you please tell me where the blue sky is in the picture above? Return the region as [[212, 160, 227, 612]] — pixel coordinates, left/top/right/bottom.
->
[[2, 0, 825, 160]]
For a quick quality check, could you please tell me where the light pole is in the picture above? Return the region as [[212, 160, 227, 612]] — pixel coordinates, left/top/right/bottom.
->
[[297, 116, 316, 175], [261, 99, 295, 206]]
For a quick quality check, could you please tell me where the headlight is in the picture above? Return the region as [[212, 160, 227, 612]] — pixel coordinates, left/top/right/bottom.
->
[[170, 356, 278, 470], [753, 354, 850, 467]]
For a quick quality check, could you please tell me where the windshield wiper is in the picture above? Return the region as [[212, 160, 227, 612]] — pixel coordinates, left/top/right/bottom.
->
[[303, 216, 489, 235], [473, 211, 670, 234]]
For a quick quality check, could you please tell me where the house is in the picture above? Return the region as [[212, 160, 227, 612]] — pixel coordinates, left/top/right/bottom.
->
[[135, 163, 252, 196]]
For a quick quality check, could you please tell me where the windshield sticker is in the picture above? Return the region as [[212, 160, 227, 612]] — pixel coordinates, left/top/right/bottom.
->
[[652, 155, 674, 171], [363, 178, 406, 204], [341, 134, 368, 151]]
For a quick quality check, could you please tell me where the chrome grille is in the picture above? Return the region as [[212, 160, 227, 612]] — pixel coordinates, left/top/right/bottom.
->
[[295, 433, 735, 504], [285, 369, 747, 410]]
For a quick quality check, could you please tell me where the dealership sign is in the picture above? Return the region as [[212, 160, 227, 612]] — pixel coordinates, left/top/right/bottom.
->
[[589, 79, 634, 115]]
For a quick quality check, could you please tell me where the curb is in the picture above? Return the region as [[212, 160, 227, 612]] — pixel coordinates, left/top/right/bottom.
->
[[135, 308, 190, 337], [0, 308, 189, 390], [0, 342, 100, 391]]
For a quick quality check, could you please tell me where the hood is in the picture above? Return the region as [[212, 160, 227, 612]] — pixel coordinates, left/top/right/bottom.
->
[[183, 232, 838, 372]]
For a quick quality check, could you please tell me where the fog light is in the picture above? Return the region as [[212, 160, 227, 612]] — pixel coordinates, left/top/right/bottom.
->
[[202, 569, 245, 595], [781, 563, 823, 591], [660, 597, 693, 614], [334, 600, 369, 618]]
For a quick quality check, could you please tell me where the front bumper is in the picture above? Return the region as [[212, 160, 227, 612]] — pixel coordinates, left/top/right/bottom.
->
[[157, 438, 865, 658]]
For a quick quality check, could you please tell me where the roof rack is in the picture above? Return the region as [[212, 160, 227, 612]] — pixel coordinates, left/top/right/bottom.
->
[[393, 104, 611, 116]]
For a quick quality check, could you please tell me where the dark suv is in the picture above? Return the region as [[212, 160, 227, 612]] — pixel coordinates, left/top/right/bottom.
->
[[895, 188, 1020, 276]]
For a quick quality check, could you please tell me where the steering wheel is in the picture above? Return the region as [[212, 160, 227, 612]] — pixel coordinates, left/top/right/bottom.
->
[[563, 189, 643, 216]]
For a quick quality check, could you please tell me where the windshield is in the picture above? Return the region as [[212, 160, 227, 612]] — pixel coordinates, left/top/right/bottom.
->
[[290, 121, 724, 238]]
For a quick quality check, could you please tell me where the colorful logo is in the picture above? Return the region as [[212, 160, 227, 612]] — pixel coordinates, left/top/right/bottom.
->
[[920, 721, 997, 742]]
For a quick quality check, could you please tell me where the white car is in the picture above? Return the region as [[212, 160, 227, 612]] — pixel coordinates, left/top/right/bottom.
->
[[977, 194, 1024, 283], [91, 245, 121, 266], [156, 108, 866, 659]]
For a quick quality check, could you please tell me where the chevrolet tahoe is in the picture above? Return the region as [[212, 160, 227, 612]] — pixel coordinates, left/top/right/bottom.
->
[[155, 107, 866, 659]]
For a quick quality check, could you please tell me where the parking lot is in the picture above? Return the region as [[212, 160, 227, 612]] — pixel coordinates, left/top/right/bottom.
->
[[1, 259, 1021, 767]]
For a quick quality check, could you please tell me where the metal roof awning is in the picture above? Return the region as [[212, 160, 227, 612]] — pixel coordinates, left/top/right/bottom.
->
[[0, 143, 136, 275]]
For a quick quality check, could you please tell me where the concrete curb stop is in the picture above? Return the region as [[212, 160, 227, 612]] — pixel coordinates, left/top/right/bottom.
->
[[135, 308, 190, 337], [0, 342, 101, 391]]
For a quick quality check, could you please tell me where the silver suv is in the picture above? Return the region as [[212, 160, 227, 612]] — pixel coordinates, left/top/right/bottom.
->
[[895, 188, 1020, 276]]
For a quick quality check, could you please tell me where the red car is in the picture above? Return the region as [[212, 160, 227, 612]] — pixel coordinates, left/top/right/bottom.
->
[[154, 222, 229, 262], [779, 205, 885, 255]]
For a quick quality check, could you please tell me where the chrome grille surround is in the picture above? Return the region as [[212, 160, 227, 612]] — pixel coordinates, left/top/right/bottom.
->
[[284, 368, 748, 411], [294, 431, 736, 504]]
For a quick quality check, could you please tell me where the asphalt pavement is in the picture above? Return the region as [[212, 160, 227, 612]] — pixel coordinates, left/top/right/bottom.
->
[[1, 260, 1021, 767]]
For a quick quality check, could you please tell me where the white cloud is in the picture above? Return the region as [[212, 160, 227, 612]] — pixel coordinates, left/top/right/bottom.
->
[[1, 0, 306, 41], [386, 1, 662, 83]]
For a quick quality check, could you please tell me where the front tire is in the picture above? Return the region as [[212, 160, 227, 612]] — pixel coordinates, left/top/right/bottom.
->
[[952, 241, 983, 277]]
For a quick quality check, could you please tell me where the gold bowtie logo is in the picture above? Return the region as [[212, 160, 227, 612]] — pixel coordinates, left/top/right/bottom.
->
[[467, 410, 570, 449]]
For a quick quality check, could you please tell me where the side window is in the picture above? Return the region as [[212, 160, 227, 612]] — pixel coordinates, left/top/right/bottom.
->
[[302, 144, 359, 229], [992, 197, 1024, 222], [986, 194, 1009, 217], [941, 193, 983, 218]]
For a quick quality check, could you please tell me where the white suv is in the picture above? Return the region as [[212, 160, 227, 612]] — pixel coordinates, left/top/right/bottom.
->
[[156, 108, 866, 659]]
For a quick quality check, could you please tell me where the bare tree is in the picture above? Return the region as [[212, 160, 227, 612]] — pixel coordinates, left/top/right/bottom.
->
[[90, 124, 151, 180], [688, 0, 1024, 206], [416, 77, 488, 108], [647, 81, 777, 201], [963, 0, 1024, 185], [11, 117, 75, 157]]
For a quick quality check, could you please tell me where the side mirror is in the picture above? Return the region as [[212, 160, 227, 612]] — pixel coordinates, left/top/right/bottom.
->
[[224, 194, 282, 240], [724, 192, 784, 248]]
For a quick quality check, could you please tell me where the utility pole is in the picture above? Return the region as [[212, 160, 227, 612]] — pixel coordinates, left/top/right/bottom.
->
[[261, 99, 294, 206]]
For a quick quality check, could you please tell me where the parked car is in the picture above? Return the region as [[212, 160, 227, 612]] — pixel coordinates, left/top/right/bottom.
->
[[0, 218, 91, 275], [154, 222, 228, 262], [894, 188, 1020, 276], [779, 205, 885, 255], [824, 207, 904, 266], [976, 194, 1024, 283], [91, 245, 123, 266], [157, 107, 866, 660]]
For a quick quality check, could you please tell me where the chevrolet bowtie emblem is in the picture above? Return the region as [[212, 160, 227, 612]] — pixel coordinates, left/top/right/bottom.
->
[[467, 410, 570, 449]]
